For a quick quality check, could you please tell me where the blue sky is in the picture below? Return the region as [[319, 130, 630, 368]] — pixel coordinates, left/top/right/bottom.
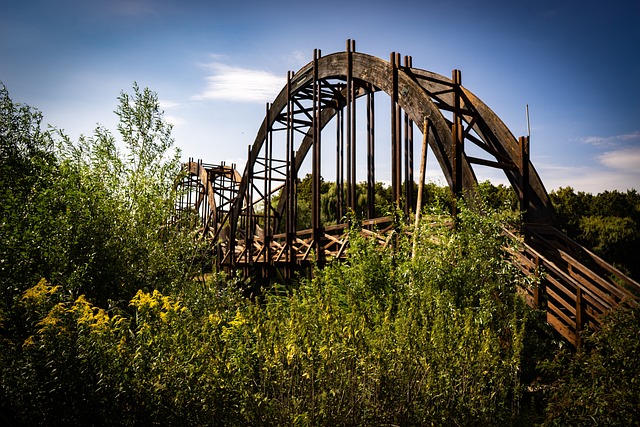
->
[[2, 0, 639, 193]]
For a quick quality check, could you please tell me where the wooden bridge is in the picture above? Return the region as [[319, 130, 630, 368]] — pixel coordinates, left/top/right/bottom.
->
[[175, 41, 639, 347]]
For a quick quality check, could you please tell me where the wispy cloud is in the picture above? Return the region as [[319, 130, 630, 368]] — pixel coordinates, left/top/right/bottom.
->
[[535, 146, 640, 193], [579, 131, 640, 147], [598, 146, 640, 174], [287, 50, 309, 67], [159, 100, 182, 110], [192, 63, 284, 103], [164, 115, 186, 127], [159, 100, 186, 127]]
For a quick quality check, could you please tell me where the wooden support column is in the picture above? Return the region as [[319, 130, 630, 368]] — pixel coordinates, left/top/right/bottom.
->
[[336, 107, 344, 221], [289, 148, 297, 273], [312, 48, 323, 262], [346, 39, 354, 210], [285, 70, 294, 278], [533, 254, 541, 308], [390, 52, 401, 208], [404, 105, 410, 216], [264, 103, 272, 272], [412, 117, 429, 259], [228, 166, 236, 268], [245, 144, 253, 266], [519, 135, 530, 222], [575, 286, 583, 348], [350, 41, 357, 212], [404, 55, 414, 217], [367, 88, 375, 221], [451, 69, 463, 217]]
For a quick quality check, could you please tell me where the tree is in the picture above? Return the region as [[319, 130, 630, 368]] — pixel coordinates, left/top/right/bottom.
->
[[54, 82, 200, 303], [0, 82, 57, 308], [1, 82, 202, 308], [550, 187, 640, 279]]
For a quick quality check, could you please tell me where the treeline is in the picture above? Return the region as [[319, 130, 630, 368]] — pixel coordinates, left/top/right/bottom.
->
[[1, 83, 638, 425], [549, 187, 640, 279], [292, 171, 640, 281]]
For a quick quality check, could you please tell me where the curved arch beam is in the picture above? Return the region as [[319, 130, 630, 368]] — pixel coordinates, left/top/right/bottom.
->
[[231, 50, 555, 227]]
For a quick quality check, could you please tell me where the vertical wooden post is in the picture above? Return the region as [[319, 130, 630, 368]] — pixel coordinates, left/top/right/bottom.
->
[[350, 40, 357, 211], [451, 69, 463, 218], [367, 88, 375, 221], [575, 286, 583, 348], [533, 254, 540, 308], [264, 103, 272, 271], [285, 70, 294, 278], [336, 107, 344, 221], [412, 117, 429, 259], [312, 49, 323, 262], [519, 135, 530, 222], [289, 149, 297, 274], [245, 144, 253, 266], [395, 53, 402, 210], [228, 165, 236, 269], [390, 52, 399, 208], [404, 55, 414, 217], [346, 39, 354, 210]]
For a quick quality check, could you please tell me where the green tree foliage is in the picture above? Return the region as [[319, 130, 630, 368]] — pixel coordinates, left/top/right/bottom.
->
[[476, 180, 519, 211], [0, 82, 57, 307], [1, 83, 201, 309], [55, 83, 203, 303], [550, 187, 640, 278], [0, 83, 206, 424], [541, 305, 640, 426]]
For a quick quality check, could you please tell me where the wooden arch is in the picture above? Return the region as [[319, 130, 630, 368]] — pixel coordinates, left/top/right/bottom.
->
[[234, 44, 553, 221], [180, 42, 640, 348], [219, 41, 557, 272]]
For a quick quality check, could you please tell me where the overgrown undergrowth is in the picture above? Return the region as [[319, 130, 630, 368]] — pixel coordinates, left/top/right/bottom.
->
[[2, 205, 537, 426]]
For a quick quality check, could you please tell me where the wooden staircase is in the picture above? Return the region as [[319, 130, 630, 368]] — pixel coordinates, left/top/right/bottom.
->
[[505, 224, 640, 347]]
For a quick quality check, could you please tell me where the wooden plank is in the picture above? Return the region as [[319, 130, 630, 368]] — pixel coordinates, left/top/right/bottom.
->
[[531, 225, 640, 295], [547, 312, 577, 346], [547, 301, 576, 332], [547, 288, 576, 315], [466, 155, 518, 171], [544, 273, 576, 302], [558, 248, 629, 302], [336, 236, 350, 258]]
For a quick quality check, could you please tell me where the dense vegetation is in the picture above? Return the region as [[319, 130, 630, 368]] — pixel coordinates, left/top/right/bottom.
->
[[549, 187, 640, 279], [1, 83, 638, 425]]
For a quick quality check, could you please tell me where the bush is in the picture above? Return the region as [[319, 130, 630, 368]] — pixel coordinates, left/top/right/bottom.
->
[[542, 304, 640, 426], [1, 201, 536, 426]]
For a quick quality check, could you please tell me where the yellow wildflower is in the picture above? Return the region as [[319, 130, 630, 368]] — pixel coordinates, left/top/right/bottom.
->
[[21, 278, 60, 305]]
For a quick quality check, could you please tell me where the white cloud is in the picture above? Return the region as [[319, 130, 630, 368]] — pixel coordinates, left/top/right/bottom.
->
[[598, 146, 640, 173], [159, 100, 182, 110], [547, 133, 640, 192], [535, 150, 640, 193], [192, 63, 284, 103], [579, 131, 640, 147], [164, 115, 186, 127], [159, 100, 185, 128]]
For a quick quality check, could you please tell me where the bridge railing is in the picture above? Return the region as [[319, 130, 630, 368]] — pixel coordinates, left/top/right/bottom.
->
[[504, 224, 640, 347], [234, 216, 397, 266]]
